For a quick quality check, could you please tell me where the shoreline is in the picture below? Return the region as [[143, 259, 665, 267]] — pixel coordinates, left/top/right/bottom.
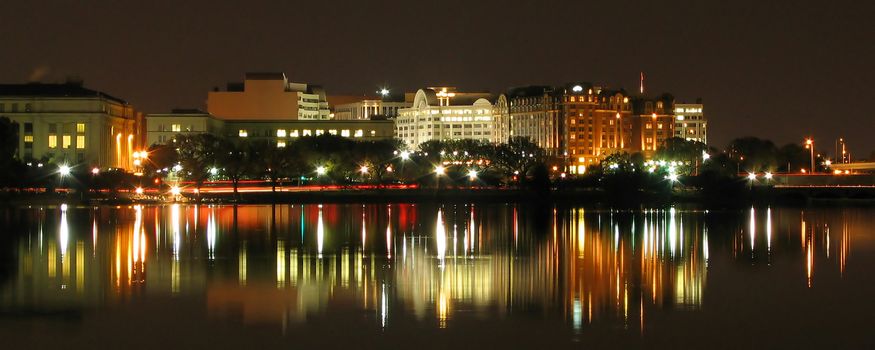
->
[[2, 187, 874, 208]]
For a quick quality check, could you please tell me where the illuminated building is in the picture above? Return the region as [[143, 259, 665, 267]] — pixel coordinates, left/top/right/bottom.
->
[[395, 88, 505, 149], [673, 102, 707, 144], [207, 72, 330, 121], [502, 86, 563, 155], [560, 83, 634, 174], [333, 93, 413, 120], [0, 82, 142, 170], [631, 94, 677, 159], [146, 111, 395, 147]]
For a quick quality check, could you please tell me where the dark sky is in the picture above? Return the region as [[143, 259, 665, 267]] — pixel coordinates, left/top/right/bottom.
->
[[2, 0, 873, 156]]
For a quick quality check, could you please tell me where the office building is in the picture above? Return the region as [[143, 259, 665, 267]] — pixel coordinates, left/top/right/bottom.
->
[[207, 72, 330, 121], [673, 102, 706, 144], [394, 88, 502, 149]]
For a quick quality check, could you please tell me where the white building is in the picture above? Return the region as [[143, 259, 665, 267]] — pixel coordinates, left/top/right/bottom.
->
[[333, 99, 412, 120], [673, 103, 707, 144], [395, 88, 503, 149]]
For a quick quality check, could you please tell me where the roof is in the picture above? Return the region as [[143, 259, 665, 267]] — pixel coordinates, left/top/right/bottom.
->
[[245, 72, 286, 80], [0, 83, 128, 104]]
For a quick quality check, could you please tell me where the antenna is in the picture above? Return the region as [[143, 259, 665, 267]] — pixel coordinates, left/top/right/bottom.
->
[[639, 72, 645, 94]]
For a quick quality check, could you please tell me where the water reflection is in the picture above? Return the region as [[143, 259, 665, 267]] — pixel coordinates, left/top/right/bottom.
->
[[0, 203, 868, 339]]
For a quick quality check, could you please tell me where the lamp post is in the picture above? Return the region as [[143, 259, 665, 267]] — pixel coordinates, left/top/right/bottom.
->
[[805, 138, 814, 173]]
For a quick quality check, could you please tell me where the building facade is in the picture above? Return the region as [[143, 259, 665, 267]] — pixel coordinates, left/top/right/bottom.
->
[[631, 94, 677, 159], [395, 88, 501, 149], [503, 86, 563, 156], [333, 99, 412, 120], [145, 110, 224, 146], [560, 83, 634, 173], [673, 103, 706, 144], [0, 83, 142, 170], [207, 73, 330, 121]]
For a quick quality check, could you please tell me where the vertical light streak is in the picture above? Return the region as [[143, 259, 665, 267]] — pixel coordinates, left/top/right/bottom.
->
[[239, 242, 247, 286], [317, 205, 324, 259], [436, 209, 446, 266]]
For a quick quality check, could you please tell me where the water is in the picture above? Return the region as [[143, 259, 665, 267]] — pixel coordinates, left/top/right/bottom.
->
[[0, 203, 873, 349]]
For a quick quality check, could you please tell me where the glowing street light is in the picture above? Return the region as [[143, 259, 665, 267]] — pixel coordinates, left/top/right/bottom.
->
[[170, 186, 181, 196], [747, 172, 757, 181], [467, 169, 478, 180], [135, 187, 144, 195], [316, 166, 327, 176], [400, 150, 410, 161], [764, 172, 773, 180], [58, 165, 71, 176], [379, 88, 390, 96], [435, 165, 445, 175], [360, 165, 369, 174], [666, 173, 679, 182], [209, 167, 219, 175], [91, 167, 100, 175], [702, 151, 710, 161]]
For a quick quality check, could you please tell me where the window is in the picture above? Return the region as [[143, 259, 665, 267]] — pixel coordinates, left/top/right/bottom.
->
[[303, 129, 312, 136], [24, 123, 33, 133], [341, 129, 350, 137], [370, 130, 376, 137], [76, 135, 86, 149], [276, 129, 286, 137], [172, 124, 182, 132], [238, 129, 248, 137], [328, 129, 337, 135], [354, 129, 364, 137], [62, 135, 72, 149], [24, 135, 33, 143], [48, 135, 58, 148], [76, 123, 85, 133], [290, 130, 299, 137], [49, 124, 57, 133], [277, 141, 286, 148], [25, 103, 32, 112], [315, 129, 324, 136]]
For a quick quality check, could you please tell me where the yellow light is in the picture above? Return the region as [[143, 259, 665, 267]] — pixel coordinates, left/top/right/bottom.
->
[[435, 166, 445, 175], [651, 113, 657, 119], [135, 187, 144, 195], [170, 186, 181, 196], [805, 138, 813, 145], [360, 165, 369, 174]]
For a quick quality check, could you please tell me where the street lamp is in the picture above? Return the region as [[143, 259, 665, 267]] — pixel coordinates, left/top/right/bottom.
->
[[316, 166, 327, 176], [400, 151, 410, 161], [467, 169, 478, 180], [747, 172, 757, 181], [360, 165, 369, 175], [805, 138, 814, 173], [58, 164, 71, 177], [764, 172, 773, 180], [435, 165, 445, 176]]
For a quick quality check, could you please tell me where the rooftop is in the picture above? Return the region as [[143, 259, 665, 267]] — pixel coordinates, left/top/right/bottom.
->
[[0, 83, 128, 104]]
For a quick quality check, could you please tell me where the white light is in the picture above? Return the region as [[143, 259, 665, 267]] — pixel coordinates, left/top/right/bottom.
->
[[648, 167, 656, 173], [572, 85, 583, 92], [316, 166, 327, 175], [666, 173, 679, 182], [380, 88, 390, 96], [58, 165, 71, 176], [173, 164, 183, 172], [170, 186, 181, 196], [747, 173, 757, 181], [764, 172, 773, 180], [210, 167, 218, 175], [400, 151, 410, 160], [702, 151, 710, 160], [135, 187, 144, 195], [467, 169, 478, 180], [91, 167, 100, 175], [360, 165, 369, 174], [60, 204, 68, 211], [435, 166, 445, 175]]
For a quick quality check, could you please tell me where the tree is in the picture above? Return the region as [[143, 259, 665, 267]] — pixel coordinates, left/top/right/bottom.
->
[[175, 133, 220, 192], [216, 138, 255, 199], [727, 137, 778, 172], [490, 137, 546, 184], [0, 117, 20, 186], [655, 137, 707, 175]]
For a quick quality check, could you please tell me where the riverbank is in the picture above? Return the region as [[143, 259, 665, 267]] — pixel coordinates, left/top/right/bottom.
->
[[2, 187, 874, 208]]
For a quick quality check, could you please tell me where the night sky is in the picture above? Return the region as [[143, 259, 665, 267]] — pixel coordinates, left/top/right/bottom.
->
[[2, 0, 873, 156]]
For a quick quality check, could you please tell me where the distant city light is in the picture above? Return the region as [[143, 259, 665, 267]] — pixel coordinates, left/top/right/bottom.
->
[[91, 167, 100, 175], [747, 173, 757, 181], [173, 164, 183, 172], [170, 186, 181, 196], [60, 204, 68, 211], [572, 85, 583, 92], [316, 166, 327, 175], [135, 187, 144, 195], [702, 151, 710, 161], [764, 172, 773, 180], [666, 173, 679, 182], [58, 165, 71, 176], [467, 169, 478, 180], [435, 166, 445, 175], [380, 88, 390, 96], [210, 167, 218, 175], [360, 165, 369, 174], [400, 151, 410, 160]]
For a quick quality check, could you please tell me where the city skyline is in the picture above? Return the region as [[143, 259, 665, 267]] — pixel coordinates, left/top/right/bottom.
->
[[1, 1, 873, 155]]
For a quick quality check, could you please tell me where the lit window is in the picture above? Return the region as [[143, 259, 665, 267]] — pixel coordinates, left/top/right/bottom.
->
[[354, 129, 364, 137], [48, 135, 57, 148], [62, 135, 72, 149], [328, 129, 338, 135], [290, 130, 299, 137], [24, 135, 33, 143], [277, 141, 286, 148], [657, 124, 663, 129], [370, 130, 376, 137], [315, 129, 324, 136], [76, 123, 86, 133], [645, 123, 652, 129], [341, 129, 350, 137], [76, 135, 86, 149], [303, 129, 312, 136], [239, 129, 248, 137], [172, 124, 182, 132], [276, 129, 287, 137]]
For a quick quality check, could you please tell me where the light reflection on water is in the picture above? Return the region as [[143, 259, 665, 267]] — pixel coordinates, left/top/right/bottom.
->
[[0, 203, 871, 345]]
